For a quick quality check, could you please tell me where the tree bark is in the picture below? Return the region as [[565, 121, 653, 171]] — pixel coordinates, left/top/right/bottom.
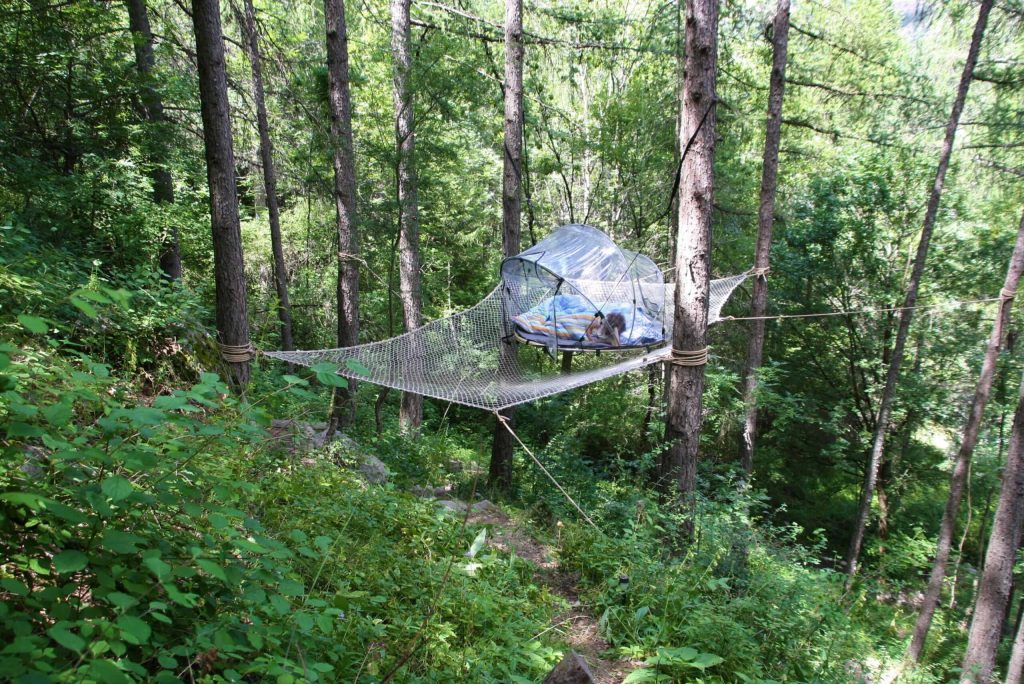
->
[[962, 372, 1024, 683], [662, 0, 718, 498], [737, 0, 790, 477], [488, 0, 524, 492], [906, 208, 1024, 663], [390, 0, 424, 431], [126, 0, 181, 280], [191, 0, 251, 388], [1007, 598, 1024, 684], [844, 0, 993, 579], [236, 0, 293, 351], [324, 0, 359, 429]]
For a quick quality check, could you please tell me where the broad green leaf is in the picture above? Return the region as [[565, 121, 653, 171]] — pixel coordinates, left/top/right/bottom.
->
[[53, 550, 88, 574], [43, 401, 73, 426], [690, 653, 724, 670], [89, 658, 132, 684], [345, 359, 371, 376], [70, 296, 99, 318], [465, 529, 487, 559], [17, 314, 48, 334], [116, 615, 151, 644], [47, 623, 85, 652], [101, 476, 133, 501], [315, 371, 346, 388], [101, 529, 145, 554], [105, 592, 138, 609], [143, 556, 172, 579], [196, 559, 227, 582], [0, 492, 51, 509]]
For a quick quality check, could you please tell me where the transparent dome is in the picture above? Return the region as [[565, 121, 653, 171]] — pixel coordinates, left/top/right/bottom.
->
[[500, 224, 666, 355]]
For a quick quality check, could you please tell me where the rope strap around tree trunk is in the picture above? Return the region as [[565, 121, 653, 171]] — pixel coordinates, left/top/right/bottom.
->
[[219, 342, 258, 363], [670, 347, 709, 366], [1000, 287, 1017, 300], [749, 266, 770, 278]]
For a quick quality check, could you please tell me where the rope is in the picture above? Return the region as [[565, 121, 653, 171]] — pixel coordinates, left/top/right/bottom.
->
[[1000, 287, 1017, 300], [493, 411, 600, 531], [749, 266, 770, 278], [670, 347, 709, 366], [718, 295, 1006, 323], [219, 342, 258, 363]]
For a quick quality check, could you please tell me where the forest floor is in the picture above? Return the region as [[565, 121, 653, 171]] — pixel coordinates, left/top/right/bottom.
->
[[467, 504, 638, 683]]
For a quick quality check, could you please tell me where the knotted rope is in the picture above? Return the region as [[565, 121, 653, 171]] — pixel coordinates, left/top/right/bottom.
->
[[670, 347, 709, 367], [1000, 287, 1017, 300], [219, 342, 258, 363], [749, 266, 770, 278]]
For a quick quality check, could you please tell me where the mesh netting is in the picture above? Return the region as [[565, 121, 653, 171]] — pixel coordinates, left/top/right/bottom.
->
[[265, 274, 748, 411]]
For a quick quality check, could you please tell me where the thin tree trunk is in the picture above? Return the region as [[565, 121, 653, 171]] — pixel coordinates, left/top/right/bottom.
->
[[324, 0, 359, 429], [962, 372, 1024, 683], [191, 0, 251, 389], [738, 0, 790, 476], [127, 0, 181, 280], [844, 0, 993, 579], [662, 0, 718, 498], [488, 0, 524, 492], [906, 208, 1024, 663], [1007, 606, 1024, 684], [236, 0, 293, 351], [390, 0, 423, 431]]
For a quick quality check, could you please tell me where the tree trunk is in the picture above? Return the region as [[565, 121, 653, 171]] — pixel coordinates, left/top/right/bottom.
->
[[1007, 607, 1024, 684], [962, 372, 1024, 683], [390, 0, 423, 431], [237, 0, 293, 351], [662, 0, 718, 498], [906, 208, 1024, 663], [737, 0, 790, 476], [324, 0, 359, 429], [488, 0, 524, 492], [191, 0, 251, 389], [844, 0, 993, 578], [126, 0, 181, 280]]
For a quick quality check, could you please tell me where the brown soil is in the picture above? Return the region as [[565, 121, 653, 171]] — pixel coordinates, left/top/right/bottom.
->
[[468, 506, 637, 683]]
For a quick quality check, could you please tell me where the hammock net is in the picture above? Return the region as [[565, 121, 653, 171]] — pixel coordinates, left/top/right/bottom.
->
[[266, 225, 748, 411]]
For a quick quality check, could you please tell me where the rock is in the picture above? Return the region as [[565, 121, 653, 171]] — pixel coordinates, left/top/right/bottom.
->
[[436, 500, 469, 513], [358, 454, 390, 484], [543, 652, 595, 684], [446, 459, 463, 473], [411, 484, 453, 498], [471, 499, 498, 514]]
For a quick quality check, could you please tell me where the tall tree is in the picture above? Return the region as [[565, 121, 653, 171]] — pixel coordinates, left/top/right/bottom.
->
[[488, 0, 524, 492], [1006, 610, 1024, 684], [236, 0, 294, 351], [662, 0, 719, 496], [390, 0, 423, 431], [737, 0, 790, 476], [126, 0, 181, 280], [191, 0, 252, 388], [324, 0, 359, 428], [962, 372, 1024, 683], [844, 0, 994, 578], [906, 209, 1024, 663]]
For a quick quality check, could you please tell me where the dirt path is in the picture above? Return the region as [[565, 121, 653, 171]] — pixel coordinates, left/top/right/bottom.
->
[[468, 505, 636, 683]]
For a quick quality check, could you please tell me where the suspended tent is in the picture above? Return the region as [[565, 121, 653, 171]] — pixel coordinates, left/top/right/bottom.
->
[[266, 225, 748, 411], [502, 224, 666, 355]]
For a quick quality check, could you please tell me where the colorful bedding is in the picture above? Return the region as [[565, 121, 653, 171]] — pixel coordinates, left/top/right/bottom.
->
[[512, 294, 664, 349]]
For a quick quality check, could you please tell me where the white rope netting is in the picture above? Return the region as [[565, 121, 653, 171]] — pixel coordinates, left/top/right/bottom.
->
[[265, 274, 748, 411]]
